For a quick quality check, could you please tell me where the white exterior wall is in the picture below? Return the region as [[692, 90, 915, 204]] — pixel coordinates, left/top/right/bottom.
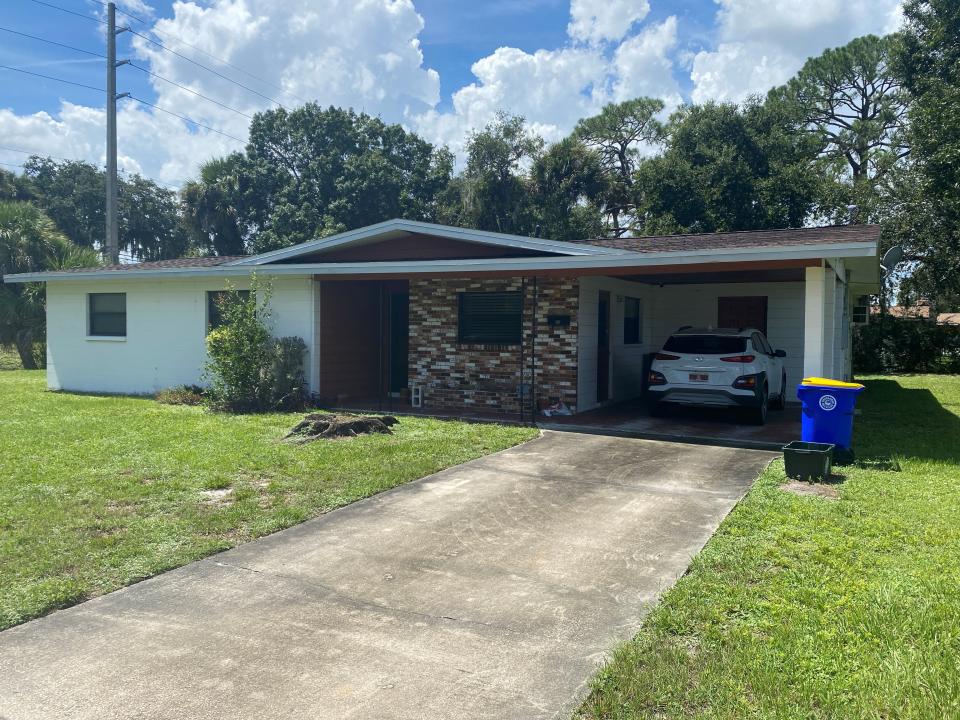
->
[[45, 275, 316, 395], [577, 277, 656, 411]]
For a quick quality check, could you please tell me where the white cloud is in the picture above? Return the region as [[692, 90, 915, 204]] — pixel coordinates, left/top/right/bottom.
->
[[690, 0, 904, 103], [411, 11, 680, 160], [612, 16, 682, 107], [568, 0, 651, 44], [413, 46, 610, 156]]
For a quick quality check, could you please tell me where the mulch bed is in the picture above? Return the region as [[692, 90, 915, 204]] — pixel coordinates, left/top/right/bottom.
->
[[284, 413, 399, 443]]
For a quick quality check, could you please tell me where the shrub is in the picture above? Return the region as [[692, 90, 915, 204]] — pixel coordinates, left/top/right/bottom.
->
[[203, 279, 307, 412], [269, 336, 308, 411], [854, 315, 960, 373], [156, 385, 206, 406]]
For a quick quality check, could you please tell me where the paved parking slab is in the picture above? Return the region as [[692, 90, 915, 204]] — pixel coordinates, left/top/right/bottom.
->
[[0, 431, 774, 720]]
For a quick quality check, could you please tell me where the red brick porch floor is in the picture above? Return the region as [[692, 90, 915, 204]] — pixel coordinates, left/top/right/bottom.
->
[[323, 396, 799, 451], [541, 398, 800, 451]]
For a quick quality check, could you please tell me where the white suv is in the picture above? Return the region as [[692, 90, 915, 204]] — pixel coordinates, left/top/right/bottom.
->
[[646, 327, 787, 424]]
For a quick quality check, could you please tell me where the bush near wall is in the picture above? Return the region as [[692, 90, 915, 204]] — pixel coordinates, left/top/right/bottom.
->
[[0, 346, 21, 370], [854, 316, 960, 373]]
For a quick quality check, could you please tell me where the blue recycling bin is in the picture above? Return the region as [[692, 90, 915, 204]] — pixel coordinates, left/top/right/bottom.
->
[[796, 378, 864, 453]]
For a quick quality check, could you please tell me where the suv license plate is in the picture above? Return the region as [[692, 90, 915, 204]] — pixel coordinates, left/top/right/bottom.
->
[[689, 373, 709, 382]]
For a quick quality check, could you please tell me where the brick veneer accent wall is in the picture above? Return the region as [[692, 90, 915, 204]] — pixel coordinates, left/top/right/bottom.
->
[[408, 277, 579, 414]]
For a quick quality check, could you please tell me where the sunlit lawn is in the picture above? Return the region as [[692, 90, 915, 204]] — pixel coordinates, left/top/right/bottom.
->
[[0, 370, 537, 630], [581, 374, 960, 719]]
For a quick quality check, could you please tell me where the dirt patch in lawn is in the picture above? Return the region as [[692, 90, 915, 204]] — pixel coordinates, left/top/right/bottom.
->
[[780, 479, 842, 499], [285, 414, 399, 443]]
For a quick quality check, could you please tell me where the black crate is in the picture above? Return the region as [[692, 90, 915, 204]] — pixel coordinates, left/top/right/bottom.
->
[[783, 441, 835, 482]]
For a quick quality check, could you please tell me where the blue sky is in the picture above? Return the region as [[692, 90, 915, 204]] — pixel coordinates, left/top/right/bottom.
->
[[0, 0, 902, 185], [2, 0, 711, 114]]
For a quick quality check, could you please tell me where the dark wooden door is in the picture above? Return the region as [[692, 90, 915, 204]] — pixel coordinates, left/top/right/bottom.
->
[[597, 291, 611, 402], [718, 296, 768, 335], [388, 292, 409, 393]]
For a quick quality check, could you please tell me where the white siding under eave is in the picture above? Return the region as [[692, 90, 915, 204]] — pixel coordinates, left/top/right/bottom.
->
[[45, 275, 316, 395]]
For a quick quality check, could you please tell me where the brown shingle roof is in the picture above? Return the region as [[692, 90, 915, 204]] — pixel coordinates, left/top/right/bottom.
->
[[54, 256, 244, 273], [573, 224, 880, 253]]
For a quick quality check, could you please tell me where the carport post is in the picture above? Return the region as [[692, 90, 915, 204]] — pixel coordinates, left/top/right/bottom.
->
[[803, 265, 827, 378]]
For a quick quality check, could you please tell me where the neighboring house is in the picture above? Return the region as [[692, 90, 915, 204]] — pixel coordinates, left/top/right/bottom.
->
[[868, 302, 960, 325], [3, 219, 880, 415]]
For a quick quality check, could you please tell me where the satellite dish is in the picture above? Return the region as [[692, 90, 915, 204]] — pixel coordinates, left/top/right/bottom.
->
[[881, 245, 903, 272]]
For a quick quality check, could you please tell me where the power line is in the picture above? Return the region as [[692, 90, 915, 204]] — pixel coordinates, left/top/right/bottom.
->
[[0, 161, 26, 170], [28, 0, 290, 110], [0, 63, 105, 92], [126, 96, 247, 144], [0, 25, 106, 58], [27, 0, 107, 25], [128, 63, 254, 120], [126, 28, 287, 109], [1, 23, 253, 123], [0, 145, 83, 163], [87, 0, 310, 106]]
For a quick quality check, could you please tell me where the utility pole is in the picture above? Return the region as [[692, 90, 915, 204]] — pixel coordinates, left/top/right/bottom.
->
[[105, 2, 129, 265]]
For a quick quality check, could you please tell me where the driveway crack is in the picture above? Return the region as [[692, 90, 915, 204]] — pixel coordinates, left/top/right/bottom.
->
[[210, 559, 535, 639]]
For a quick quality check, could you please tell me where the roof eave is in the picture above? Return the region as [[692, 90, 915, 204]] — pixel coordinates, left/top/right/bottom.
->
[[3, 239, 878, 283]]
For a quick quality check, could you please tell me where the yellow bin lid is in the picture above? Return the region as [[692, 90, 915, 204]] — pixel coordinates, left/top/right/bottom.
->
[[801, 377, 865, 389]]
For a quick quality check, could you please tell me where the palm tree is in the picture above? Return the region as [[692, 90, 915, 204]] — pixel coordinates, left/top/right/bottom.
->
[[180, 155, 246, 256], [0, 201, 99, 369]]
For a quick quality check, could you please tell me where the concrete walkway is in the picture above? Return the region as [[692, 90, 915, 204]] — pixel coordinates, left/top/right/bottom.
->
[[0, 432, 773, 720]]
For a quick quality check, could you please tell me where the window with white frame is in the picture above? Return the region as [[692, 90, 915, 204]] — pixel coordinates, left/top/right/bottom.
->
[[88, 293, 126, 337]]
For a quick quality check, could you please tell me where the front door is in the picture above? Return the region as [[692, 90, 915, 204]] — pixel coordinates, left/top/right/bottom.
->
[[597, 290, 611, 402], [388, 291, 409, 394]]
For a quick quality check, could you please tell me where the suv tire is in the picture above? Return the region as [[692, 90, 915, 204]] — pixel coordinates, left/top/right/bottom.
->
[[752, 384, 769, 425], [771, 372, 787, 410]]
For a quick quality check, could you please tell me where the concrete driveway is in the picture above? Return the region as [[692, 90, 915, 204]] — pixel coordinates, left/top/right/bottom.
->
[[0, 431, 773, 720]]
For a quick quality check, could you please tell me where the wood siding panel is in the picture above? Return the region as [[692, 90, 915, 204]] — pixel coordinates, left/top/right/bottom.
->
[[319, 281, 382, 399], [288, 234, 548, 263]]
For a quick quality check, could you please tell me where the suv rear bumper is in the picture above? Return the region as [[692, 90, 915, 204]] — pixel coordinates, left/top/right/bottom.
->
[[647, 384, 764, 408]]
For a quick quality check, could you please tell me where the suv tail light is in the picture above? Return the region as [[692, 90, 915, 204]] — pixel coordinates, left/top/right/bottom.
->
[[721, 354, 755, 363], [654, 352, 680, 361], [648, 370, 667, 386], [733, 374, 758, 389]]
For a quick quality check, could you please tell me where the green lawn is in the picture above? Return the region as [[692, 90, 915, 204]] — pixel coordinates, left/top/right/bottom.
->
[[0, 370, 537, 630], [581, 374, 960, 720]]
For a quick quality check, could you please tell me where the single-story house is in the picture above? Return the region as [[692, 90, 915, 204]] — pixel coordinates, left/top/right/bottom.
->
[[4, 219, 880, 416]]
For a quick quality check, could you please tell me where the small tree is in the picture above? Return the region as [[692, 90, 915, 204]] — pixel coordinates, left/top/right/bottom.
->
[[203, 277, 307, 412]]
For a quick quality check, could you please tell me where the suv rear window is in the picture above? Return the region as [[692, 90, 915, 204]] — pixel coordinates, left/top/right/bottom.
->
[[663, 335, 747, 354]]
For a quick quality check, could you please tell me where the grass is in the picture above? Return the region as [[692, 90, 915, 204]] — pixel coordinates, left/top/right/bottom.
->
[[581, 374, 960, 720], [0, 370, 537, 630]]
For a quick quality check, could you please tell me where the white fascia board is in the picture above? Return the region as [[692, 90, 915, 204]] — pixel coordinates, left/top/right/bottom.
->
[[4, 240, 877, 283], [227, 219, 621, 266]]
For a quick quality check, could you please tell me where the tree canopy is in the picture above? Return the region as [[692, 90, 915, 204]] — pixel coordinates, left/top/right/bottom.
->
[[232, 104, 454, 253], [768, 34, 909, 223], [893, 0, 960, 306]]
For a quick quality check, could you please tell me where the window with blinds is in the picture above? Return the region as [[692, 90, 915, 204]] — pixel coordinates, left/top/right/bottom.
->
[[458, 291, 522, 344]]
